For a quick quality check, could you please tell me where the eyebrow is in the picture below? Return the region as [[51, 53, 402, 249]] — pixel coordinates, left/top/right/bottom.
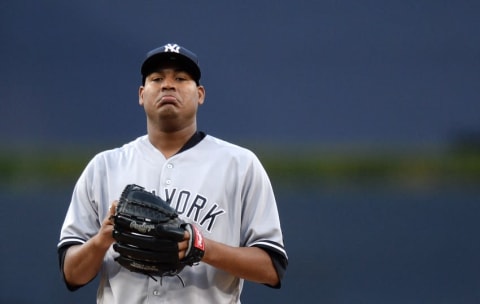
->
[[150, 68, 192, 76], [143, 66, 198, 85]]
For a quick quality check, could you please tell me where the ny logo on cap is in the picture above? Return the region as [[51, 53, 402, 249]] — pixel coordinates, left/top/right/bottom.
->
[[164, 43, 180, 53]]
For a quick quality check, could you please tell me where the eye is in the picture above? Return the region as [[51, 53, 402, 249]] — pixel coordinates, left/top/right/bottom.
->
[[148, 73, 164, 82], [175, 71, 191, 81]]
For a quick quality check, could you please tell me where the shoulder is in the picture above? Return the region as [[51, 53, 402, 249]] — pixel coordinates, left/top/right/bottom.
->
[[83, 135, 152, 172], [193, 135, 268, 177], [200, 135, 257, 158], [91, 135, 149, 161]]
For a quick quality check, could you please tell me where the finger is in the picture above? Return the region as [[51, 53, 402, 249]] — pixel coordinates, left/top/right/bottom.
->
[[107, 201, 118, 224], [108, 201, 118, 219], [178, 240, 189, 251], [178, 240, 188, 259], [109, 201, 118, 215]]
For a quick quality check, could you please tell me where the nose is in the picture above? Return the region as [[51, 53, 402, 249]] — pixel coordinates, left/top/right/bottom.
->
[[161, 76, 176, 91]]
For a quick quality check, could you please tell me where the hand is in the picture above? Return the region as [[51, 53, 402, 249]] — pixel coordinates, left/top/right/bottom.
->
[[177, 224, 206, 263], [178, 230, 190, 260], [97, 201, 118, 248]]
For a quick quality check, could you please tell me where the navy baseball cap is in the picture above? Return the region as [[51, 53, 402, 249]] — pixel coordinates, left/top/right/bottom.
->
[[141, 43, 201, 84]]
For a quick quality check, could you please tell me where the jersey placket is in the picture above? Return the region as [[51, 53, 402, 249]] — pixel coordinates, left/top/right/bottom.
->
[[149, 159, 177, 299], [158, 160, 175, 196], [148, 278, 166, 299]]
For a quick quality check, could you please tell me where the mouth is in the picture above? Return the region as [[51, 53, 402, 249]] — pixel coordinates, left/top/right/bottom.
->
[[158, 95, 178, 106]]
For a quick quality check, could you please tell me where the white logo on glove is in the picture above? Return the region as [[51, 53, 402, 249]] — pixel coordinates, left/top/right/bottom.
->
[[130, 221, 155, 233]]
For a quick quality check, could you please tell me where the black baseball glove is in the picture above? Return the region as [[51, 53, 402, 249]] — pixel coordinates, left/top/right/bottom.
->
[[112, 184, 205, 278]]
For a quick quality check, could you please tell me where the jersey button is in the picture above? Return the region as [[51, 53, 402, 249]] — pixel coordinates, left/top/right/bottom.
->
[[153, 290, 160, 296], [166, 179, 172, 185], [167, 163, 174, 169]]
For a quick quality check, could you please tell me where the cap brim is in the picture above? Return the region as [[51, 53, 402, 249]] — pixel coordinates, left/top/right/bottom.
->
[[141, 53, 201, 83]]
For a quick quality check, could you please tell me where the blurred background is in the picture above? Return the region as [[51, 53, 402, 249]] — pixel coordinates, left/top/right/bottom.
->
[[1, 1, 479, 303]]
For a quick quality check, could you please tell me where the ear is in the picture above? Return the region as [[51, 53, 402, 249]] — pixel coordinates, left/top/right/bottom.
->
[[138, 86, 144, 106], [197, 85, 206, 105]]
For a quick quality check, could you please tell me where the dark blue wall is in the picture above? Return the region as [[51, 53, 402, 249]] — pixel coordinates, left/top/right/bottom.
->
[[1, 1, 479, 147]]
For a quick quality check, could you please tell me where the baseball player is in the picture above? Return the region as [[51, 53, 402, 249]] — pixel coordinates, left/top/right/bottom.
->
[[57, 43, 288, 303]]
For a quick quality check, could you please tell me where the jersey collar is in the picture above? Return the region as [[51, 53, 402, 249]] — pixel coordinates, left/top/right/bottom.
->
[[176, 131, 206, 155]]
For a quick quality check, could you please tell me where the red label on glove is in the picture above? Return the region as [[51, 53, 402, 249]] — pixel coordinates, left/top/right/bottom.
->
[[193, 225, 205, 251]]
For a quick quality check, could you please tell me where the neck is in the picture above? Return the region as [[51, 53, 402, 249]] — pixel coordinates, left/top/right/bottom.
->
[[147, 125, 196, 159]]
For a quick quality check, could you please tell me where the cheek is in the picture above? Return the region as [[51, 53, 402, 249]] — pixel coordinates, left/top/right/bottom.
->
[[141, 89, 156, 103]]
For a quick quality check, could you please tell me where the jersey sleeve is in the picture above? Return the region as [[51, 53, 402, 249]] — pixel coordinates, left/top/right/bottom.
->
[[56, 154, 109, 290], [239, 153, 288, 287], [58, 156, 103, 248]]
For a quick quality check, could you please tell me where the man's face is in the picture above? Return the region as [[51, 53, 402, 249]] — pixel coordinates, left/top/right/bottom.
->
[[139, 65, 205, 132]]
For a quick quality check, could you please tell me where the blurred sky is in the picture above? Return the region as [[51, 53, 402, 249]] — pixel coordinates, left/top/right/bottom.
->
[[1, 0, 479, 148]]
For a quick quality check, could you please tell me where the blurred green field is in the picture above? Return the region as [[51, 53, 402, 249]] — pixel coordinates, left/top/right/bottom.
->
[[1, 143, 479, 189]]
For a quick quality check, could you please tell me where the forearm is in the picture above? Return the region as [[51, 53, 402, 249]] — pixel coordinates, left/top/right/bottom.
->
[[63, 234, 112, 286], [202, 238, 279, 286]]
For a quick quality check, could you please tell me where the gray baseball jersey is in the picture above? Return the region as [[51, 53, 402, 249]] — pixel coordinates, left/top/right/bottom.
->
[[58, 133, 288, 303]]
